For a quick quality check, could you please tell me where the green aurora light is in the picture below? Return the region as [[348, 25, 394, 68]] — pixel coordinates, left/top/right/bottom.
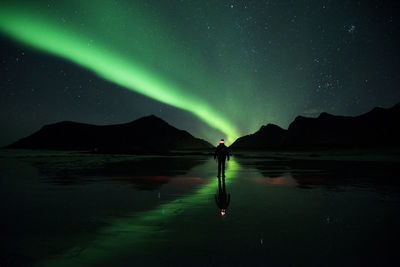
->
[[1, 0, 398, 147], [0, 5, 240, 143]]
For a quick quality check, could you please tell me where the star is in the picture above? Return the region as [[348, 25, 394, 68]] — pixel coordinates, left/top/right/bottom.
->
[[348, 25, 356, 33]]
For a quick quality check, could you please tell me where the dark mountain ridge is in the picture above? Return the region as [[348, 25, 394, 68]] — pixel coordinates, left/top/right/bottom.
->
[[6, 115, 213, 153], [230, 123, 287, 149], [6, 103, 400, 153], [285, 103, 400, 148], [231, 103, 400, 150]]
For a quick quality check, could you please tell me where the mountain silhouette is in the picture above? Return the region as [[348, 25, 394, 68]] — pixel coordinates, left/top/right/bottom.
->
[[230, 103, 400, 150], [230, 123, 287, 149], [6, 115, 213, 153], [284, 103, 400, 148], [5, 104, 400, 152]]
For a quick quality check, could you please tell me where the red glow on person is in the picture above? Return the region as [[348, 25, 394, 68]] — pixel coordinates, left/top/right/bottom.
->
[[221, 209, 226, 216], [219, 139, 224, 144]]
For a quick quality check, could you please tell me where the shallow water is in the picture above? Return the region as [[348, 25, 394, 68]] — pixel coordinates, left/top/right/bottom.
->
[[0, 150, 399, 266]]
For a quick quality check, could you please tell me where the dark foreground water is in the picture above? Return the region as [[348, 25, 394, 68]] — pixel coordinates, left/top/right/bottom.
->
[[1, 150, 399, 266]]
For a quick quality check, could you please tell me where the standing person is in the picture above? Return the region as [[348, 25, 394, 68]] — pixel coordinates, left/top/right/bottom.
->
[[214, 139, 230, 177]]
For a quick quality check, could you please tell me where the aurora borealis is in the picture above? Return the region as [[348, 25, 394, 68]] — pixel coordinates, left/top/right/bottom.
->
[[1, 0, 400, 145]]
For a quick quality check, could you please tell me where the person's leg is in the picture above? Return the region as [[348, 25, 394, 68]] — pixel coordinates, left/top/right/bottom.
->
[[222, 159, 226, 177], [218, 160, 221, 177]]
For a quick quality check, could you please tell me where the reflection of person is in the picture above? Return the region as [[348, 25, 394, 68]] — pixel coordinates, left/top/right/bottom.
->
[[214, 139, 230, 178], [215, 176, 231, 216]]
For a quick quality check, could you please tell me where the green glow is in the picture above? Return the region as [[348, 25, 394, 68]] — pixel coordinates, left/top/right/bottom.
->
[[39, 158, 240, 266], [0, 5, 239, 144]]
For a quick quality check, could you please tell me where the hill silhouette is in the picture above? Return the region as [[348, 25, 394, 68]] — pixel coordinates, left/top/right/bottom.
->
[[230, 124, 287, 149], [6, 115, 213, 153], [285, 103, 400, 148], [5, 103, 400, 152], [231, 103, 400, 150]]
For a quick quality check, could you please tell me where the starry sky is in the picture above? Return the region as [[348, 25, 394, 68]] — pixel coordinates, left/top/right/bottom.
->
[[1, 0, 399, 146]]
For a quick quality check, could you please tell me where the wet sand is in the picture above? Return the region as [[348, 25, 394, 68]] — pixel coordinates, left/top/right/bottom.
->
[[0, 149, 399, 266]]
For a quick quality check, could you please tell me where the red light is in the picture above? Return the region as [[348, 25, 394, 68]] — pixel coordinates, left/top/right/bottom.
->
[[221, 209, 226, 216], [219, 139, 224, 144]]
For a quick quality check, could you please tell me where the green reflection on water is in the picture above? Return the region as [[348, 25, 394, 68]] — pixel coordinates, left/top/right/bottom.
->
[[40, 158, 240, 266]]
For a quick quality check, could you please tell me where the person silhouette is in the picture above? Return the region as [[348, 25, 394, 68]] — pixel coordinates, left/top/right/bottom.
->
[[214, 139, 230, 178], [215, 176, 231, 216]]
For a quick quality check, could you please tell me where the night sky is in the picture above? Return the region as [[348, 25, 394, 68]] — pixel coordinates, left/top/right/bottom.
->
[[1, 0, 399, 146]]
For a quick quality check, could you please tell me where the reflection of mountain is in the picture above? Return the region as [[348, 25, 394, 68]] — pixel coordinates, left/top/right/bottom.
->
[[240, 158, 400, 189], [6, 115, 213, 153], [290, 160, 400, 190], [231, 103, 400, 150], [35, 156, 205, 190], [236, 158, 290, 178]]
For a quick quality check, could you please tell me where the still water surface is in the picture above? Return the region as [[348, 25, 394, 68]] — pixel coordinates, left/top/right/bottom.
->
[[0, 150, 399, 266]]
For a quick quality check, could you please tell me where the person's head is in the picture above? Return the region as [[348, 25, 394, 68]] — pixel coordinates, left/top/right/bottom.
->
[[219, 139, 224, 145], [220, 209, 226, 216]]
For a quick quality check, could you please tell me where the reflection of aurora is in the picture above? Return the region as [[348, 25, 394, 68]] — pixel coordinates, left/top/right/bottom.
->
[[0, 6, 239, 144], [40, 158, 239, 266]]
